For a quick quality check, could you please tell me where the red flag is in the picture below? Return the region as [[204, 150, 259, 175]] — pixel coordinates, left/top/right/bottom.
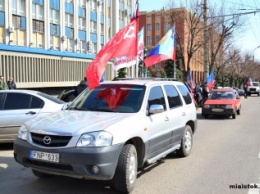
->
[[86, 20, 138, 90], [97, 86, 132, 109]]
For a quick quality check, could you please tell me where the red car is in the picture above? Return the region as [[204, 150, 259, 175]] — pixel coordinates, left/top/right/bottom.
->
[[202, 88, 241, 119]]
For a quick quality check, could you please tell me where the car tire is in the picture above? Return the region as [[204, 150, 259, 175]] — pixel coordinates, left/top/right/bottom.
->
[[112, 144, 137, 193], [237, 107, 241, 115], [232, 112, 236, 119], [32, 169, 51, 178], [177, 125, 193, 157]]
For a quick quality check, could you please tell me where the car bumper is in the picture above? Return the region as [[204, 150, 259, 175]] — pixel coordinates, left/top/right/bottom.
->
[[202, 108, 235, 115], [14, 138, 124, 180]]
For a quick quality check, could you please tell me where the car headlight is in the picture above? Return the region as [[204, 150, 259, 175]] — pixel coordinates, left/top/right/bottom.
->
[[204, 105, 210, 108], [226, 105, 232, 108], [18, 125, 28, 140], [77, 131, 113, 147]]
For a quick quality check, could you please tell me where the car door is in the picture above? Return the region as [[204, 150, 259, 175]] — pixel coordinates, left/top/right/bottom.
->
[[163, 84, 185, 146], [0, 92, 43, 141], [145, 86, 173, 158]]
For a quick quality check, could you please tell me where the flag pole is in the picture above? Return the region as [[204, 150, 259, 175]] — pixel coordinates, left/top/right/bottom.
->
[[135, 0, 139, 78]]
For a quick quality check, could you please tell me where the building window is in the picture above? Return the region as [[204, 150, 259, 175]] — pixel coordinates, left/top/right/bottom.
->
[[156, 23, 160, 30], [65, 13, 73, 27], [90, 0, 96, 11], [147, 36, 151, 44], [100, 23, 104, 34], [50, 9, 59, 24], [77, 40, 86, 53], [79, 0, 86, 7], [12, 15, 21, 29], [32, 2, 44, 20], [156, 35, 160, 43], [12, 0, 25, 16], [0, 0, 4, 11], [78, 8, 86, 30], [90, 21, 97, 32], [165, 22, 171, 30], [33, 19, 44, 33], [147, 24, 152, 31]]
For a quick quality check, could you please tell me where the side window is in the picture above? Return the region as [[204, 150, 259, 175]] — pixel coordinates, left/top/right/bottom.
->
[[164, 85, 182, 108], [148, 86, 166, 110], [177, 85, 192, 105], [31, 96, 44, 108], [0, 93, 5, 110], [4, 93, 31, 110]]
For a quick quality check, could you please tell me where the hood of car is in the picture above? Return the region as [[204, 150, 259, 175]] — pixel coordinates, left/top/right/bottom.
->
[[204, 99, 238, 105], [26, 110, 134, 136]]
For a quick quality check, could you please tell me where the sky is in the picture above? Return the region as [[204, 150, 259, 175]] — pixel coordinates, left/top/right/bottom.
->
[[139, 0, 260, 61]]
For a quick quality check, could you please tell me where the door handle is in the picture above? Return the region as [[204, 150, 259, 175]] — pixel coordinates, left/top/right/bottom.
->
[[165, 117, 169, 121], [26, 111, 36, 115], [182, 112, 186, 116]]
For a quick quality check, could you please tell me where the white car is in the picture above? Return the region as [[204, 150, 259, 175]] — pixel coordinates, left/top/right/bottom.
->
[[0, 90, 67, 143], [14, 79, 198, 193]]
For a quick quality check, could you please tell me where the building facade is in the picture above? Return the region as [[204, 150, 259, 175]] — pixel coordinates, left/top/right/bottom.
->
[[0, 0, 135, 91], [139, 8, 205, 83]]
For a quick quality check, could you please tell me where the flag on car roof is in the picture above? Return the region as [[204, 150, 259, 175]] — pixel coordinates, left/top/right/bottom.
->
[[144, 24, 176, 67], [246, 77, 253, 86], [206, 68, 215, 91], [86, 20, 138, 90]]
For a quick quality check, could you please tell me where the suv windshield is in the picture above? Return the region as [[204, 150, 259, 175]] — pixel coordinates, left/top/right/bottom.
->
[[68, 84, 146, 113], [253, 82, 259, 86]]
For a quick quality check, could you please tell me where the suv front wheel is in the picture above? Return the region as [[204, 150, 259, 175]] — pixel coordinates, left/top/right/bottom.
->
[[112, 144, 137, 193], [177, 125, 193, 157]]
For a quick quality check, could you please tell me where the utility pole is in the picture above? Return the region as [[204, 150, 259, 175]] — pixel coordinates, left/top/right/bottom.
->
[[203, 0, 209, 82]]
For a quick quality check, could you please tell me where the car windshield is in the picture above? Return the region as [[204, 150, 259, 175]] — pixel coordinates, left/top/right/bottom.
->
[[253, 83, 259, 86], [68, 84, 146, 113], [210, 91, 235, 100]]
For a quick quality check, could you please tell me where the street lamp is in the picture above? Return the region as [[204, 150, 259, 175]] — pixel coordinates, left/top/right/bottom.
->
[[253, 45, 260, 62]]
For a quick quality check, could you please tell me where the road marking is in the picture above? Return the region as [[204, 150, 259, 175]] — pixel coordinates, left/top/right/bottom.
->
[[0, 164, 8, 169]]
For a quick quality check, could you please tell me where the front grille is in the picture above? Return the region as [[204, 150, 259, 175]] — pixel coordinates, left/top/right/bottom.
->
[[31, 133, 72, 147], [249, 88, 256, 92], [210, 105, 226, 108], [25, 159, 73, 171]]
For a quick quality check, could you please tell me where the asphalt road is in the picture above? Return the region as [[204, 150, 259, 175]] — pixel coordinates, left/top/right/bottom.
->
[[0, 96, 260, 194]]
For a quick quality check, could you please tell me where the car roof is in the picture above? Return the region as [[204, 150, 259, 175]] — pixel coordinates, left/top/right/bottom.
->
[[212, 88, 236, 92], [100, 78, 183, 87], [0, 89, 42, 94]]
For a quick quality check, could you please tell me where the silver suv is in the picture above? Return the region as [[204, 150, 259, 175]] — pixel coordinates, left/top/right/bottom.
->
[[247, 81, 260, 96], [14, 78, 197, 193]]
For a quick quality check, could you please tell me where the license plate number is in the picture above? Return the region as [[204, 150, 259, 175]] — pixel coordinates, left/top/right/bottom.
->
[[212, 108, 224, 112], [30, 150, 59, 163]]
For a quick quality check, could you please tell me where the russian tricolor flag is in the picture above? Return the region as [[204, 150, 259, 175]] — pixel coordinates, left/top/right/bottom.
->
[[206, 69, 214, 91], [246, 77, 253, 86]]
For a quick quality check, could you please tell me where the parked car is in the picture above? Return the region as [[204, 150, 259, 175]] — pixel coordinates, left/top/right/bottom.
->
[[0, 90, 67, 143], [232, 87, 244, 96], [14, 78, 198, 193], [202, 88, 241, 119]]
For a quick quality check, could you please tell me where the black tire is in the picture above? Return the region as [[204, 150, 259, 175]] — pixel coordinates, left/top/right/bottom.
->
[[237, 107, 241, 115], [32, 169, 51, 178], [232, 112, 236, 119], [177, 125, 193, 157], [112, 144, 137, 193]]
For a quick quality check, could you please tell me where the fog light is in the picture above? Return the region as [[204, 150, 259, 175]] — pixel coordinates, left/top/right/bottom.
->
[[92, 165, 99, 174]]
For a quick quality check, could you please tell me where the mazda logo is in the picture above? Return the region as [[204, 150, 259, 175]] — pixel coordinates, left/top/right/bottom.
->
[[43, 136, 52, 145]]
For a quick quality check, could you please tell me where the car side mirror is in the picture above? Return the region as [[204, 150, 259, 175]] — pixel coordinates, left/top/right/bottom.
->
[[149, 104, 164, 115]]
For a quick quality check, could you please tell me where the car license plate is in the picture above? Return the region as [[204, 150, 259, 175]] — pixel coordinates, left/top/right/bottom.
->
[[30, 150, 59, 163], [212, 108, 224, 112]]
